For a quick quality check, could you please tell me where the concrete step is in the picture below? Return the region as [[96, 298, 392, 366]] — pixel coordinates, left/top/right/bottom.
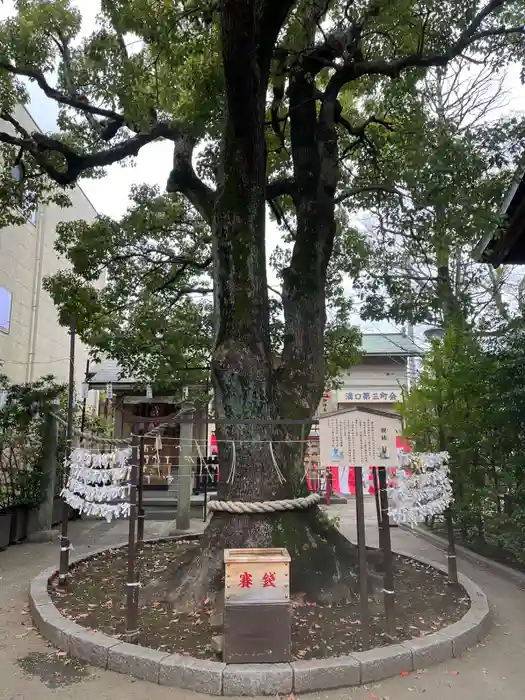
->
[[143, 506, 206, 521], [142, 492, 215, 521]]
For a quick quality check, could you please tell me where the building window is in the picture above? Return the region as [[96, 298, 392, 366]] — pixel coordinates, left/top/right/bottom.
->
[[0, 287, 12, 334]]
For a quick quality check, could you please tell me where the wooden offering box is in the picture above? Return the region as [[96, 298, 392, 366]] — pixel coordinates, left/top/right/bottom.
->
[[223, 548, 291, 663]]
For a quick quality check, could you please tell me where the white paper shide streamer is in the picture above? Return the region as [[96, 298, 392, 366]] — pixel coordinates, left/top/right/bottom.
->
[[61, 447, 132, 522], [388, 451, 453, 525]]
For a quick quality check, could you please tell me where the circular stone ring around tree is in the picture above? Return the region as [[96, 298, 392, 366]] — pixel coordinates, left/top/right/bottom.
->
[[29, 542, 490, 696]]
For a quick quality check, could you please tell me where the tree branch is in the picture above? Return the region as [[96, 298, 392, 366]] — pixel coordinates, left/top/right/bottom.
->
[[335, 184, 404, 204], [153, 255, 212, 294], [257, 0, 296, 83], [0, 60, 123, 122], [166, 133, 216, 225], [0, 119, 184, 185], [319, 1, 524, 101], [266, 177, 298, 202]]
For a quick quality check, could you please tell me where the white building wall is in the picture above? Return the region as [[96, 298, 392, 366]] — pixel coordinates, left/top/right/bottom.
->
[[338, 362, 407, 389], [0, 105, 99, 392], [318, 359, 408, 416]]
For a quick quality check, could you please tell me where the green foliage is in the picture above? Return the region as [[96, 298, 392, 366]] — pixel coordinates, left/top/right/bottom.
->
[[348, 62, 525, 327], [324, 301, 363, 387], [401, 322, 525, 567], [43, 184, 213, 386], [0, 373, 66, 510]]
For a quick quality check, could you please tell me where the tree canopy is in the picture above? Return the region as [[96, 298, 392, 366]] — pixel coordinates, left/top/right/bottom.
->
[[1, 1, 523, 393]]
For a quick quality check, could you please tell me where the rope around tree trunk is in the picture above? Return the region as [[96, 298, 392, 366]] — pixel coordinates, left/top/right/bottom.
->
[[207, 493, 321, 514]]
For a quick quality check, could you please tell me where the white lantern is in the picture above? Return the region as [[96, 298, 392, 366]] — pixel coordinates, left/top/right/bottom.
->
[[81, 382, 89, 399], [146, 384, 153, 399], [106, 382, 113, 399]]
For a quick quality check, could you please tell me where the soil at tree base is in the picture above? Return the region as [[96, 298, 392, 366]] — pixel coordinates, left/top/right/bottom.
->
[[50, 541, 470, 660]]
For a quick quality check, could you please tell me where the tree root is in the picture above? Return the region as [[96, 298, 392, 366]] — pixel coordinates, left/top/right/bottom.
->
[[143, 508, 383, 612]]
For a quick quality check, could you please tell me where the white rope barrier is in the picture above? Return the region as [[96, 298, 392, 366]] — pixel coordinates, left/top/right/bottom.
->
[[208, 492, 321, 514]]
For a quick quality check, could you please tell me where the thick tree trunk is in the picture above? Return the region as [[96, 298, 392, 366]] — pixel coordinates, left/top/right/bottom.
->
[[160, 0, 361, 611]]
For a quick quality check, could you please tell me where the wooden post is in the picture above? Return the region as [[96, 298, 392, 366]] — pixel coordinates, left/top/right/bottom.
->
[[355, 466, 369, 647], [377, 466, 396, 639], [137, 433, 145, 547], [325, 467, 332, 505], [59, 316, 75, 586], [176, 403, 194, 531], [125, 433, 140, 643], [372, 467, 383, 548]]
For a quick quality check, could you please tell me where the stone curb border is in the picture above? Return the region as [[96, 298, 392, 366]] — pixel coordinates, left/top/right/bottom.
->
[[29, 541, 490, 696]]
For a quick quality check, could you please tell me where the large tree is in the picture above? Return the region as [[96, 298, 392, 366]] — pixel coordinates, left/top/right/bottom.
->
[[0, 0, 524, 607]]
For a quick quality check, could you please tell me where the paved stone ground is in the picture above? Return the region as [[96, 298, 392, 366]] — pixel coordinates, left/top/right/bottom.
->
[[0, 501, 524, 699]]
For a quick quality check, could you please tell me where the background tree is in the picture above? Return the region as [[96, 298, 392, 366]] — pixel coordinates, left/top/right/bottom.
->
[[401, 321, 525, 569], [0, 0, 524, 606], [346, 59, 525, 328]]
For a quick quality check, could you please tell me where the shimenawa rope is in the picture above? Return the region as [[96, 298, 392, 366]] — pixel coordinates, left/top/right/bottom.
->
[[208, 492, 321, 514]]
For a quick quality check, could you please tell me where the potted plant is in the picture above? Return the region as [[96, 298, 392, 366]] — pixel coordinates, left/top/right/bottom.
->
[[4, 421, 45, 544], [0, 445, 14, 550], [0, 512, 11, 550], [0, 481, 12, 550]]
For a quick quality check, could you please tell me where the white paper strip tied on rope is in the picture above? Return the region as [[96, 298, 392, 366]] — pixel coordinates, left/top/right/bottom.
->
[[387, 451, 453, 525], [64, 478, 130, 502], [61, 491, 131, 521], [68, 464, 131, 485], [68, 447, 132, 469], [62, 446, 132, 522]]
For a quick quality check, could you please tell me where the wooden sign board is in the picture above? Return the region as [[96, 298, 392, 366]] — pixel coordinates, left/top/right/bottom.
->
[[319, 407, 399, 468], [224, 548, 290, 604]]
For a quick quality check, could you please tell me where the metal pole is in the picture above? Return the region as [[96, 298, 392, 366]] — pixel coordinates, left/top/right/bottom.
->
[[445, 507, 458, 584], [438, 420, 458, 584], [137, 432, 145, 547], [125, 433, 140, 642], [203, 462, 208, 522], [377, 466, 396, 639], [59, 316, 75, 586], [355, 466, 369, 647], [80, 359, 90, 434]]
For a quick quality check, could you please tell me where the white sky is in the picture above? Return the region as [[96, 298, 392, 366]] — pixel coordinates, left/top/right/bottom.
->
[[2, 1, 524, 345]]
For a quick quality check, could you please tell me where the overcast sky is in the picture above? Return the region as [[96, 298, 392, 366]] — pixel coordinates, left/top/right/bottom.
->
[[2, 1, 524, 345]]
